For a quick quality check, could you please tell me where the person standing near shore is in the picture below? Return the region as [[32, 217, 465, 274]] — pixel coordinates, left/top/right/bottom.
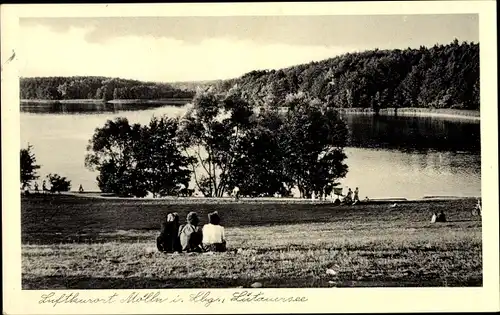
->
[[345, 188, 353, 204], [353, 187, 360, 204], [232, 186, 240, 201]]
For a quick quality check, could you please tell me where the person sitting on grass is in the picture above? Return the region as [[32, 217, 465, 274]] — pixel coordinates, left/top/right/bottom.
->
[[431, 212, 437, 223], [157, 212, 180, 253], [178, 212, 204, 253], [202, 211, 227, 252], [436, 210, 446, 222], [431, 210, 446, 223]]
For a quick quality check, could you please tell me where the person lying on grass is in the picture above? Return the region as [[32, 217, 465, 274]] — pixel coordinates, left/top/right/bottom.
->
[[178, 212, 204, 253], [156, 212, 181, 253], [202, 211, 227, 252]]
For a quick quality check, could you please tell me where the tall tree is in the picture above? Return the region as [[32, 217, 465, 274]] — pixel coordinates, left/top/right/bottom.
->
[[20, 144, 40, 189], [226, 108, 292, 197], [281, 93, 349, 198], [178, 87, 255, 197], [85, 116, 194, 197], [134, 116, 194, 197], [85, 117, 145, 197]]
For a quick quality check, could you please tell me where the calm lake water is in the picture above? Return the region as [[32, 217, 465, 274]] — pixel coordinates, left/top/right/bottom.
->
[[20, 103, 481, 199]]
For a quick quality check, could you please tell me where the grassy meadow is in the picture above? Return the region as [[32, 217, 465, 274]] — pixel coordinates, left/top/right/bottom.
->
[[21, 195, 482, 289]]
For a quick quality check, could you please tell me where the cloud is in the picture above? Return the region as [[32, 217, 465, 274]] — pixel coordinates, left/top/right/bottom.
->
[[21, 15, 479, 48], [19, 24, 358, 82], [19, 14, 478, 82]]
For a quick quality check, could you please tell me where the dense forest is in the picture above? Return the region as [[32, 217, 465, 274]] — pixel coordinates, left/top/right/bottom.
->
[[20, 40, 479, 111], [214, 39, 480, 111], [20, 76, 194, 101]]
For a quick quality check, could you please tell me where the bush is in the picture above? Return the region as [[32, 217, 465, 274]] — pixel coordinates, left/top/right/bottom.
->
[[47, 173, 71, 193]]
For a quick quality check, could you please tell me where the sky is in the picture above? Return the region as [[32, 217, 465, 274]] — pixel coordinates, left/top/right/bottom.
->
[[19, 15, 479, 83]]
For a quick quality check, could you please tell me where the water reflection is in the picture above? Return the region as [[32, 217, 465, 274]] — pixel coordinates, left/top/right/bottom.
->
[[343, 114, 481, 153], [20, 102, 184, 115], [339, 147, 480, 199]]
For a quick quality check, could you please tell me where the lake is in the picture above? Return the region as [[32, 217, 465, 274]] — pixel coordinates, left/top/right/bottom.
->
[[20, 103, 481, 199]]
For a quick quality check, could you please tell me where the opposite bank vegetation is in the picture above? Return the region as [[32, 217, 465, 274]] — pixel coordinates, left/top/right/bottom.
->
[[20, 39, 479, 113]]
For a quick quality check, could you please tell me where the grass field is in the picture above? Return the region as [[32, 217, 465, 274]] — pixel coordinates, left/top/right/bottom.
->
[[21, 195, 482, 289]]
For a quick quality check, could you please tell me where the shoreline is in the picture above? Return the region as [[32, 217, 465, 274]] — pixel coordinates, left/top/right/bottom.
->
[[337, 107, 480, 121], [29, 191, 479, 204], [107, 98, 191, 105], [20, 100, 480, 121], [20, 98, 192, 106]]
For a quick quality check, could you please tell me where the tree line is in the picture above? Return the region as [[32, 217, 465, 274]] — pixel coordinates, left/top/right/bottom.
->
[[20, 76, 195, 101], [211, 39, 479, 111], [20, 40, 479, 112], [84, 88, 348, 198]]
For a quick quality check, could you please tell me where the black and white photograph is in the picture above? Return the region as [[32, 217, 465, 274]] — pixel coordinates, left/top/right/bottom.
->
[[2, 1, 499, 314]]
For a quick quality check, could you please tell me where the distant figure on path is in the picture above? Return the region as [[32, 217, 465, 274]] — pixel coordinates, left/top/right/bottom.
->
[[203, 211, 227, 252], [42, 180, 48, 194], [79, 184, 84, 193], [232, 186, 240, 201], [34, 182, 39, 194], [353, 187, 360, 204], [179, 212, 203, 253], [157, 213, 181, 253]]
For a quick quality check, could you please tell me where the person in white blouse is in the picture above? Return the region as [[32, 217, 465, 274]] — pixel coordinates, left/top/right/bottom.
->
[[202, 211, 227, 252]]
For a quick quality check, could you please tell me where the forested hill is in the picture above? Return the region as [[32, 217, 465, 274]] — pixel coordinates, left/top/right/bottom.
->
[[168, 79, 226, 91], [21, 40, 479, 111], [20, 76, 195, 101], [217, 39, 480, 111]]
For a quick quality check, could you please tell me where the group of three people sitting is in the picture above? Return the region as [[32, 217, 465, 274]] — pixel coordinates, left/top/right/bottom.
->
[[156, 211, 227, 253]]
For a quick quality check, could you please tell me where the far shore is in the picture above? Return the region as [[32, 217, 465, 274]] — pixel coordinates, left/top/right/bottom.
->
[[337, 107, 480, 121], [20, 98, 192, 105]]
